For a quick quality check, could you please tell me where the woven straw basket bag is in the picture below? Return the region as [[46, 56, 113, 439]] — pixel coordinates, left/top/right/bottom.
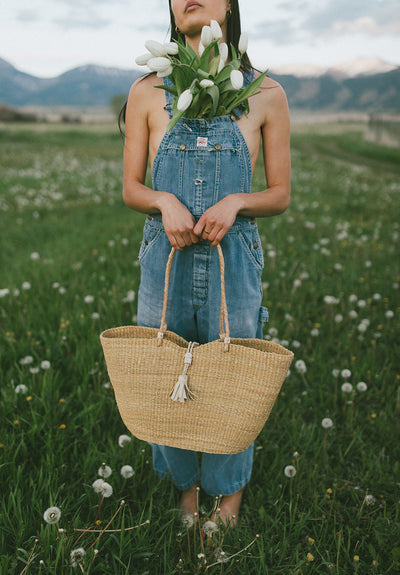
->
[[100, 244, 294, 454]]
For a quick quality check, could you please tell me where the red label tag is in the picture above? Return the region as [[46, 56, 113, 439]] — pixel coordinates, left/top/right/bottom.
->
[[197, 137, 208, 148]]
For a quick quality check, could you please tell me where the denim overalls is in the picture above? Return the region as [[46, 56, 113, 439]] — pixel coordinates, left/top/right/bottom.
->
[[136, 73, 269, 496]]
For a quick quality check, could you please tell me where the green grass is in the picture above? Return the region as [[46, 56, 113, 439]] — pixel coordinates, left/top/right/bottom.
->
[[0, 122, 399, 574]]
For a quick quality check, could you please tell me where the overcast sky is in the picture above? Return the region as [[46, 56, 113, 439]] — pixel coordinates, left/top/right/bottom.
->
[[1, 0, 399, 77]]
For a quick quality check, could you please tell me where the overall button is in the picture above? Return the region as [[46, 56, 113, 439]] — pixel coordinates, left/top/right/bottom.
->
[[215, 144, 222, 150], [144, 239, 149, 245], [253, 242, 259, 249], [180, 144, 186, 151], [148, 215, 153, 221], [250, 218, 255, 224]]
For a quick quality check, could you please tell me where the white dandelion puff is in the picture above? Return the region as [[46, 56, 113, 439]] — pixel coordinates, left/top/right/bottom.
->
[[203, 520, 219, 536], [121, 465, 135, 479], [118, 434, 132, 448], [295, 360, 307, 374], [356, 381, 368, 392], [341, 369, 352, 379], [182, 513, 194, 528], [84, 295, 94, 304], [43, 506, 61, 524], [284, 465, 297, 478], [15, 384, 28, 394], [92, 479, 105, 493], [70, 548, 86, 567], [98, 463, 112, 478], [19, 356, 34, 365], [321, 418, 333, 429], [365, 494, 376, 506], [41, 360, 51, 370], [341, 382, 353, 393]]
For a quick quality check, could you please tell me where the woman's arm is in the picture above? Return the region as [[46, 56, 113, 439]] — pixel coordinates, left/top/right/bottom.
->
[[122, 77, 198, 250], [193, 81, 291, 246]]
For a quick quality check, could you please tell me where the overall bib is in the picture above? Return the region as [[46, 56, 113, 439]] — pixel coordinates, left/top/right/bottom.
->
[[137, 73, 269, 495]]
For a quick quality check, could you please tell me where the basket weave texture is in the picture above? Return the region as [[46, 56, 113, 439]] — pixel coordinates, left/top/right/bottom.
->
[[100, 244, 294, 454], [100, 325, 294, 453]]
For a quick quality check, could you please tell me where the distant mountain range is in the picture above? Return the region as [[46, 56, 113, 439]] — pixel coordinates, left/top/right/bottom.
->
[[0, 56, 399, 113]]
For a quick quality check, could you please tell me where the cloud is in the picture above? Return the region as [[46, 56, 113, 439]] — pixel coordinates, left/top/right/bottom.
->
[[303, 0, 400, 38]]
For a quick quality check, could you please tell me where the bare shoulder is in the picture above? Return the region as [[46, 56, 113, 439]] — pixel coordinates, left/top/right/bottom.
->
[[251, 71, 289, 125], [127, 73, 159, 108]]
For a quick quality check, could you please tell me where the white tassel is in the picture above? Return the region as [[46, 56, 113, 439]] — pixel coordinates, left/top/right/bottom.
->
[[170, 374, 195, 402], [170, 342, 197, 402]]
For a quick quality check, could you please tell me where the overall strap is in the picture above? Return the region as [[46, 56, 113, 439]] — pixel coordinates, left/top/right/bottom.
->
[[162, 76, 175, 119]]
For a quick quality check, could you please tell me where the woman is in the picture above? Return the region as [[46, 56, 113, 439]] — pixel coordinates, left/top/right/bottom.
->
[[122, 0, 290, 524]]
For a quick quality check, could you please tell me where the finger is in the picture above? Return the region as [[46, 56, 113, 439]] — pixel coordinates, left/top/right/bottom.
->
[[168, 233, 182, 250], [189, 231, 199, 244], [210, 228, 226, 247], [175, 233, 186, 249], [201, 226, 214, 241], [193, 218, 206, 236]]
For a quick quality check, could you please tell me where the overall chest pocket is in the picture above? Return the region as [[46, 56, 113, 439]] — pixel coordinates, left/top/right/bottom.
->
[[138, 223, 163, 264]]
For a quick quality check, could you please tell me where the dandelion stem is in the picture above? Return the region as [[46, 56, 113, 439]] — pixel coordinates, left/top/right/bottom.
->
[[205, 534, 259, 570], [73, 519, 149, 533], [86, 501, 125, 553], [19, 539, 39, 575]]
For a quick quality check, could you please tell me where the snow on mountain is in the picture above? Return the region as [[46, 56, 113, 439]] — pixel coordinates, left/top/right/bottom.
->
[[271, 57, 398, 79]]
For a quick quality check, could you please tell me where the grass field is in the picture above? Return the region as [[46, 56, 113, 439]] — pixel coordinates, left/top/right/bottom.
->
[[0, 120, 399, 574]]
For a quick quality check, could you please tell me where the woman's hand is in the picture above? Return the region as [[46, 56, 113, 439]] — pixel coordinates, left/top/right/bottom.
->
[[159, 193, 199, 250], [193, 195, 243, 247]]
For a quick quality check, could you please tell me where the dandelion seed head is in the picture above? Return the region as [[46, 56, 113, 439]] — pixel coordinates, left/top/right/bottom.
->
[[92, 478, 105, 493], [41, 360, 51, 370], [84, 295, 94, 304], [121, 465, 134, 479], [284, 465, 297, 478], [341, 369, 352, 379], [203, 520, 219, 536], [22, 282, 31, 290], [118, 434, 132, 448], [322, 417, 333, 429], [100, 481, 113, 498], [341, 382, 353, 393], [295, 360, 307, 374], [311, 328, 319, 337], [182, 513, 194, 528], [385, 310, 394, 319], [43, 506, 61, 524], [70, 547, 86, 567], [365, 494, 376, 506], [98, 464, 112, 478], [19, 355, 34, 365], [356, 381, 368, 392], [15, 384, 28, 394]]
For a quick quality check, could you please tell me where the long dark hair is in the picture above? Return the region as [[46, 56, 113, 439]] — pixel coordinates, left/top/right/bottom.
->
[[119, 0, 252, 129], [168, 0, 252, 72]]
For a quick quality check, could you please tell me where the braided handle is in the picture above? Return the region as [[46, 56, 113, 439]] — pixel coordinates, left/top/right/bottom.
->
[[157, 244, 230, 350]]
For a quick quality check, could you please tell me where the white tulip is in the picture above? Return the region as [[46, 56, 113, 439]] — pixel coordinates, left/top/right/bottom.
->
[[147, 57, 172, 73], [230, 69, 244, 90], [135, 53, 152, 66], [145, 39, 166, 56], [200, 79, 215, 88], [157, 63, 173, 77], [201, 25, 213, 47], [163, 41, 179, 55], [219, 42, 228, 62], [210, 20, 223, 40], [177, 89, 193, 112], [238, 32, 248, 54]]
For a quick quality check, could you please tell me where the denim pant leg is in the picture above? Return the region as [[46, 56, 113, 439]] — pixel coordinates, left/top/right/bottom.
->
[[200, 444, 254, 496], [153, 445, 200, 491]]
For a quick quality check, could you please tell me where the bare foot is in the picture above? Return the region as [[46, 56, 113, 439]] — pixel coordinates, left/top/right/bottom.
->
[[212, 487, 244, 527], [180, 483, 199, 517]]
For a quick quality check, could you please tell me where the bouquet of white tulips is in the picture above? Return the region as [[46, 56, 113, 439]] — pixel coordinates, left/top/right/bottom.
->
[[135, 20, 268, 130]]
